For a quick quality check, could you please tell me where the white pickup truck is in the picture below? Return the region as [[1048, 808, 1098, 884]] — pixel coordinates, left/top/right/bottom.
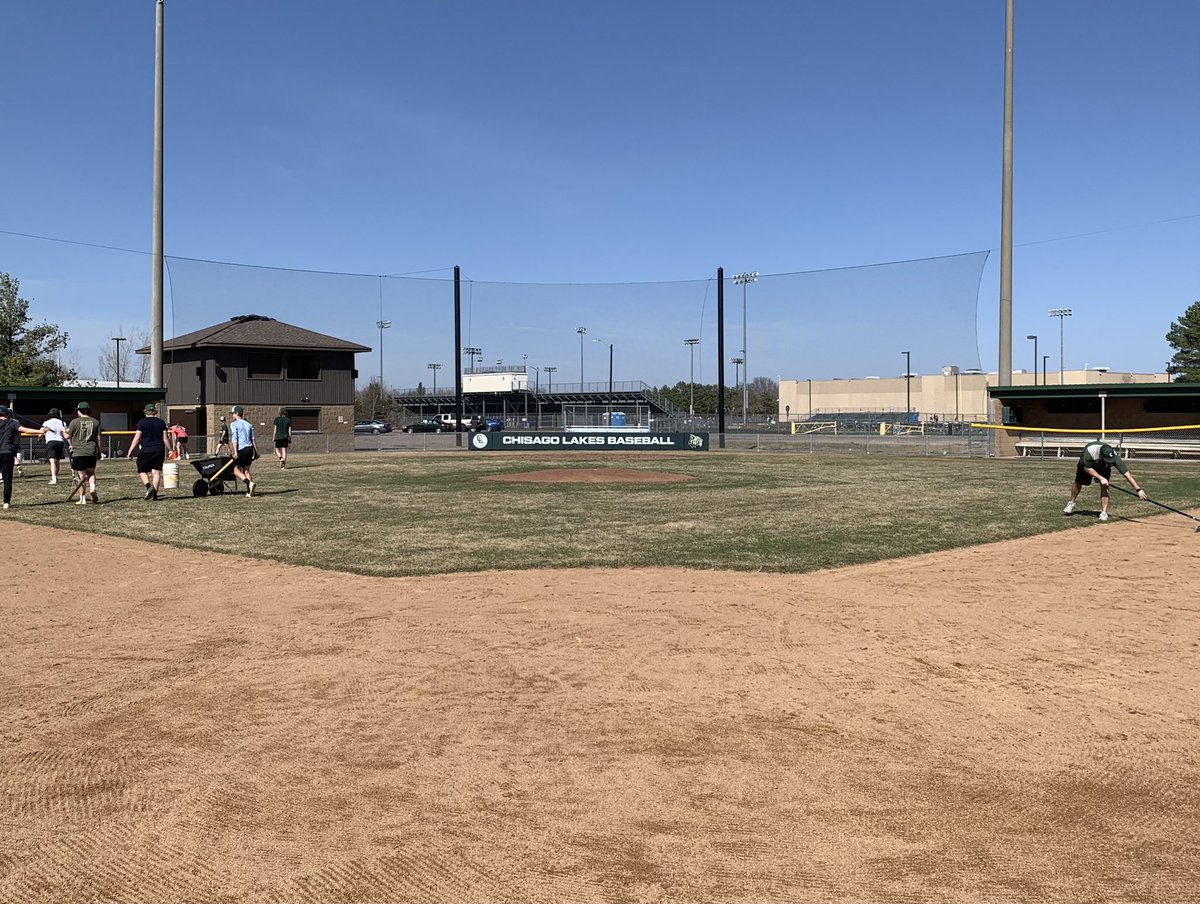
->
[[435, 413, 477, 430]]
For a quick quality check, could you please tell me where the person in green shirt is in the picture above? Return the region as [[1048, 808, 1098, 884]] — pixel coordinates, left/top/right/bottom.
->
[[1064, 440, 1146, 522], [65, 401, 103, 504], [272, 408, 292, 468]]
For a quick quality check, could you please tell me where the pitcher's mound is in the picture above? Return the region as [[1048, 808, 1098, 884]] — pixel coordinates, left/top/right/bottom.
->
[[486, 468, 692, 484]]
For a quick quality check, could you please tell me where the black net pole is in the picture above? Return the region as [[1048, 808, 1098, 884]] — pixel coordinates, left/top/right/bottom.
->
[[454, 266, 462, 447], [717, 267, 726, 448]]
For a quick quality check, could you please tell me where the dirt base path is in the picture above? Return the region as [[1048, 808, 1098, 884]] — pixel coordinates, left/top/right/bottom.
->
[[2, 518, 1198, 902]]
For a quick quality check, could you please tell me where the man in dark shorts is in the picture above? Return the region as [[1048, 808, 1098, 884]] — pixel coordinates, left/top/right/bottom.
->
[[65, 402, 102, 505], [0, 407, 47, 511], [229, 405, 259, 497], [42, 407, 68, 485], [272, 407, 292, 468], [127, 403, 170, 501], [1064, 440, 1147, 522]]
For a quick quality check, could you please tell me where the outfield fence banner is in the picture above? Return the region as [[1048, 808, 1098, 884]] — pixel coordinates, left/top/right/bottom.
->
[[469, 431, 710, 452]]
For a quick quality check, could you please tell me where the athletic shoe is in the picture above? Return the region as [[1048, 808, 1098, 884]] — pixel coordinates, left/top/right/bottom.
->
[[246, 480, 255, 498], [90, 491, 99, 504], [15, 467, 22, 477], [48, 478, 57, 485], [144, 485, 154, 500], [2, 503, 9, 511], [1063, 500, 1076, 514], [1099, 511, 1109, 522], [76, 496, 87, 505]]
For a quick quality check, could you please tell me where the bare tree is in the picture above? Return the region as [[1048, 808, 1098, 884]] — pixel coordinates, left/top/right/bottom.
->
[[97, 327, 151, 384]]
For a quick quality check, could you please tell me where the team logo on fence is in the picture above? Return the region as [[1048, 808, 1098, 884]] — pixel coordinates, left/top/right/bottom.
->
[[471, 432, 489, 449]]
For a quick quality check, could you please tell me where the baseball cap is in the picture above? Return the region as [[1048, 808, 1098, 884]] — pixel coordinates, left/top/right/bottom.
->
[[144, 403, 158, 412], [232, 405, 244, 414], [0, 406, 11, 417], [77, 401, 91, 411], [1099, 443, 1118, 463], [49, 408, 61, 418]]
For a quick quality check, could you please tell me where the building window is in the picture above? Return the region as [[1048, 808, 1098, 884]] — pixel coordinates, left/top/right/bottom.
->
[[287, 353, 321, 381], [287, 408, 320, 432], [247, 352, 283, 379], [1046, 398, 1101, 414], [1144, 396, 1200, 413]]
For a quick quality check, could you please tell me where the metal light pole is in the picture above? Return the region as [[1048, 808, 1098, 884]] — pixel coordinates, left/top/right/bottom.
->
[[376, 320, 391, 389], [1043, 354, 1049, 386], [733, 271, 758, 424], [1027, 335, 1038, 385], [731, 357, 744, 415], [902, 350, 912, 422], [427, 362, 442, 394], [999, 0, 1014, 388], [150, 0, 164, 388], [593, 337, 614, 414], [463, 346, 481, 376], [576, 327, 587, 386], [113, 336, 127, 388], [543, 366, 556, 393], [1049, 308, 1072, 384], [807, 378, 812, 417], [685, 338, 700, 416]]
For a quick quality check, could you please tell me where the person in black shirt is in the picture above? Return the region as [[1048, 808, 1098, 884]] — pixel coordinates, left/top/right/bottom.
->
[[127, 404, 171, 501], [0, 407, 47, 510]]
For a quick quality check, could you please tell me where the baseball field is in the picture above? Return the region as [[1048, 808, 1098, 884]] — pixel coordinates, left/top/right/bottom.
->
[[2, 452, 1198, 902]]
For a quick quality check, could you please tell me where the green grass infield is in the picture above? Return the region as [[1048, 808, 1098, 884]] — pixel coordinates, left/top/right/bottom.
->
[[5, 453, 1198, 576]]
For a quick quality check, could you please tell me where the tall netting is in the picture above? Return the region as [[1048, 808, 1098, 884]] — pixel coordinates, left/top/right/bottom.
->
[[163, 250, 989, 391]]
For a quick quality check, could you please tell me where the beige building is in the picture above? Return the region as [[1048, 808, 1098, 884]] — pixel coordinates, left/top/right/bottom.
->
[[779, 368, 1170, 424]]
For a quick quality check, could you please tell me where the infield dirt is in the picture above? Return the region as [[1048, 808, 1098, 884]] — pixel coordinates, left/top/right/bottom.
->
[[2, 515, 1198, 902]]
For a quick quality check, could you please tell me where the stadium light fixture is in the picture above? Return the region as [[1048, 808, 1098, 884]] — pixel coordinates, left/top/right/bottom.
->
[[685, 338, 701, 416], [426, 362, 442, 394], [462, 346, 481, 375], [731, 356, 744, 405], [543, 365, 557, 394], [1048, 308, 1072, 384], [375, 320, 391, 389], [733, 272, 758, 424], [1026, 335, 1038, 385]]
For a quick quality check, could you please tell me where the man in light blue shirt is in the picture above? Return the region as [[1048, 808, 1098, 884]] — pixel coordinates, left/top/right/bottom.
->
[[228, 405, 259, 497]]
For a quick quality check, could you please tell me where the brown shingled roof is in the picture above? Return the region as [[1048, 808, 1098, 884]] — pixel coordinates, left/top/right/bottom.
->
[[137, 315, 371, 354]]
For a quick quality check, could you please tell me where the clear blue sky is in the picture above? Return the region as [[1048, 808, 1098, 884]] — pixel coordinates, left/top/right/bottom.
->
[[2, 1, 1197, 389]]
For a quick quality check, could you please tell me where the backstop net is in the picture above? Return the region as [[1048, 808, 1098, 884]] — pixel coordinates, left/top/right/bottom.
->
[[163, 250, 989, 397]]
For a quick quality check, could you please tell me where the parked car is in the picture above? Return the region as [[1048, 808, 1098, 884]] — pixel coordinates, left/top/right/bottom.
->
[[403, 419, 445, 434], [354, 419, 393, 435], [475, 417, 504, 431]]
